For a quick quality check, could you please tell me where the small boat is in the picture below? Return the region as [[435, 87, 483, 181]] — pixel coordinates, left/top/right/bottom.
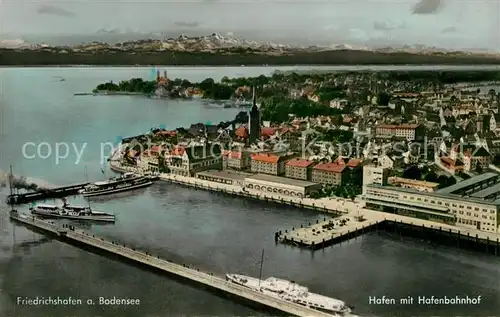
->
[[79, 172, 153, 197], [30, 199, 115, 222]]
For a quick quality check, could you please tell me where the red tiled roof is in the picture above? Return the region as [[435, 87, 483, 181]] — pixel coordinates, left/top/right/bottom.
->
[[235, 126, 249, 138], [251, 153, 281, 163], [313, 162, 346, 173], [143, 149, 160, 157], [170, 146, 185, 156], [347, 158, 362, 168], [151, 145, 162, 154], [440, 157, 463, 167], [155, 130, 177, 136], [286, 158, 314, 168], [261, 127, 276, 137], [229, 151, 242, 159]]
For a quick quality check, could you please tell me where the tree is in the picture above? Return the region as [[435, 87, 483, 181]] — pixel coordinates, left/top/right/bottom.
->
[[350, 166, 363, 186], [447, 177, 457, 186], [437, 175, 449, 188], [377, 92, 390, 106], [424, 171, 438, 183], [475, 165, 483, 174], [403, 165, 422, 180], [493, 154, 500, 166]]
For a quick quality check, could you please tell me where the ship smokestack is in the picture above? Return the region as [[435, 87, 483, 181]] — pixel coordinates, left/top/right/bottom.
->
[[164, 70, 167, 79], [156, 70, 160, 82]]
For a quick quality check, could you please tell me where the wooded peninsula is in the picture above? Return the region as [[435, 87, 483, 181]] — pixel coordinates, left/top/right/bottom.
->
[[94, 70, 500, 124]]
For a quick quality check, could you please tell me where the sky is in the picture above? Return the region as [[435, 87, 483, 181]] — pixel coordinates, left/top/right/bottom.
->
[[1, 0, 500, 50]]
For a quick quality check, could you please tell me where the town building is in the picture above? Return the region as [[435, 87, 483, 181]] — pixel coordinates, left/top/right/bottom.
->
[[438, 156, 464, 174], [136, 146, 162, 172], [388, 177, 439, 192], [375, 124, 425, 141], [244, 173, 321, 198], [223, 150, 252, 170], [195, 170, 252, 187], [311, 162, 349, 185], [166, 143, 222, 176], [450, 144, 491, 172], [463, 147, 491, 172], [362, 166, 389, 195], [378, 154, 404, 169], [490, 113, 500, 134], [329, 99, 348, 109], [285, 158, 316, 181], [363, 173, 500, 232], [250, 153, 286, 176]]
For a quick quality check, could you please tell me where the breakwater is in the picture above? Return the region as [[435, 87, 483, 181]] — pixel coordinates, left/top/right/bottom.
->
[[9, 211, 338, 317]]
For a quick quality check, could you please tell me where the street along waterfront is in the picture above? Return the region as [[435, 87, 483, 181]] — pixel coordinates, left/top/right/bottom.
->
[[1, 67, 500, 317]]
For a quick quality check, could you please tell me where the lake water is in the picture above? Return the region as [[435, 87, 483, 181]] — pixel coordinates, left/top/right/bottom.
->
[[1, 66, 500, 317]]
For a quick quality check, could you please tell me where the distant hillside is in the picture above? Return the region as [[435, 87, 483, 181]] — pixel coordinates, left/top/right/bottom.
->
[[2, 49, 500, 66]]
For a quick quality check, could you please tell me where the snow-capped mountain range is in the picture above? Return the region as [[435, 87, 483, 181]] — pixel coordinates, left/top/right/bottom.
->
[[124, 33, 500, 55], [1, 32, 498, 56], [160, 32, 293, 52]]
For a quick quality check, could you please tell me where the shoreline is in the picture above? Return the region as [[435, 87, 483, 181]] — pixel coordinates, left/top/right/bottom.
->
[[3, 64, 500, 69], [3, 49, 500, 67], [108, 161, 500, 251], [108, 159, 362, 215]]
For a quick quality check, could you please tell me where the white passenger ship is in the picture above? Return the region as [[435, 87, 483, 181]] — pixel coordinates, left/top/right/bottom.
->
[[225, 274, 352, 315], [79, 172, 153, 197], [30, 201, 115, 222]]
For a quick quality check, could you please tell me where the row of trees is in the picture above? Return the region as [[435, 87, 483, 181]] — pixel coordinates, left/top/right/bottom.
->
[[310, 184, 362, 200], [94, 78, 157, 94]]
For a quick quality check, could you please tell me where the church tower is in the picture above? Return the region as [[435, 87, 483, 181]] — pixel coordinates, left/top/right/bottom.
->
[[248, 86, 261, 144]]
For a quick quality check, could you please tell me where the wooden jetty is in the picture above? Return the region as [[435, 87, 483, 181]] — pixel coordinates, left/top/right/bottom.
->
[[9, 211, 339, 317]]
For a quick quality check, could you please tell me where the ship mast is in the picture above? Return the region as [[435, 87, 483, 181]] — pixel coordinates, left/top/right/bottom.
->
[[258, 249, 264, 288], [84, 165, 92, 210], [8, 165, 14, 210]]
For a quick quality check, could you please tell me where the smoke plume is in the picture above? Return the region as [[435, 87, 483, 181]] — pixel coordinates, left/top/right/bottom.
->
[[0, 171, 55, 192]]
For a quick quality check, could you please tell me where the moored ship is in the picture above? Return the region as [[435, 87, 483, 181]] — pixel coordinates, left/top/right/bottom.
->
[[143, 171, 160, 181], [30, 202, 115, 222], [79, 172, 153, 197], [225, 274, 352, 315]]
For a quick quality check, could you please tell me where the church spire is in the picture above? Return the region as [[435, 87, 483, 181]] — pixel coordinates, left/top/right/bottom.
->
[[252, 86, 257, 109], [248, 86, 261, 144]]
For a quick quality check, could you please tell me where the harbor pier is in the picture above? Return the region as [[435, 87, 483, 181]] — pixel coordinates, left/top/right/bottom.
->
[[9, 211, 339, 317], [6, 182, 89, 205], [277, 209, 500, 255], [277, 215, 381, 250]]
